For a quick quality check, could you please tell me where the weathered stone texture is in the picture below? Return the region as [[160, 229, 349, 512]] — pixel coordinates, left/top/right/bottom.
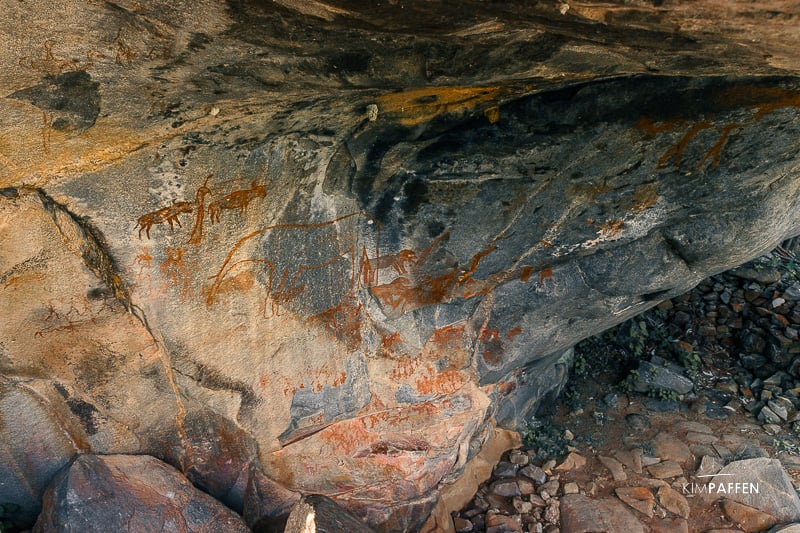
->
[[32, 454, 250, 532], [1, 0, 800, 529]]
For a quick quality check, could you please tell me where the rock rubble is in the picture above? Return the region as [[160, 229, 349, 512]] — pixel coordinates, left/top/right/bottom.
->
[[454, 246, 800, 533]]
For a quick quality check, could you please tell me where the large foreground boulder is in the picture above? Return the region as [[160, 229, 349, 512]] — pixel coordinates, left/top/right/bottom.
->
[[33, 454, 250, 532], [2, 1, 800, 529]]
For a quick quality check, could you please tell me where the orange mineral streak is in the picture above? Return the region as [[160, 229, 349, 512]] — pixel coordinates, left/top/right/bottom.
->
[[1, 114, 224, 189], [484, 105, 501, 124], [376, 86, 503, 127], [598, 219, 624, 237], [626, 183, 660, 211]]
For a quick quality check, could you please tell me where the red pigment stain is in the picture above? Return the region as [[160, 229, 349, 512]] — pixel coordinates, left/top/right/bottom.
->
[[479, 329, 500, 342], [415, 369, 465, 395], [506, 326, 523, 340], [431, 324, 465, 346], [391, 358, 422, 380], [539, 266, 553, 285], [332, 372, 347, 387], [381, 331, 402, 351], [497, 380, 517, 394], [519, 266, 535, 282]]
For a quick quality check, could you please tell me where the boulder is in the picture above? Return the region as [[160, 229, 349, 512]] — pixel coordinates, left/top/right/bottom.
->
[[285, 494, 376, 533], [560, 493, 645, 533], [33, 454, 249, 532], [706, 458, 800, 524]]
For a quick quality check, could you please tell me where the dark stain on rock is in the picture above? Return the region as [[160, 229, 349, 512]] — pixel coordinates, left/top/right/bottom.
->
[[53, 382, 69, 398], [401, 177, 429, 216], [30, 189, 132, 312], [322, 143, 356, 195], [328, 50, 372, 74], [72, 348, 126, 394], [65, 396, 100, 435], [194, 362, 260, 419], [8, 70, 100, 133], [188, 32, 212, 52], [426, 220, 446, 238], [87, 287, 113, 300]]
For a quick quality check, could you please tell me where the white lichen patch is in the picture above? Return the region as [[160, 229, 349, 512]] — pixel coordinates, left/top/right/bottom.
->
[[146, 159, 186, 206]]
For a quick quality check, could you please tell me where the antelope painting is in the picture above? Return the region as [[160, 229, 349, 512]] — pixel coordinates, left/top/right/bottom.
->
[[208, 181, 267, 224], [135, 199, 194, 239]]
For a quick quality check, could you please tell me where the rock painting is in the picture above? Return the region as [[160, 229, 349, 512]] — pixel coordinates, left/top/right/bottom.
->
[[135, 199, 194, 239], [134, 174, 264, 241], [640, 85, 800, 171], [208, 181, 268, 224], [160, 247, 192, 300]]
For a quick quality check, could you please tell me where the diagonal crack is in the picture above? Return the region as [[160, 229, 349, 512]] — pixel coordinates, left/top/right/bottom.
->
[[5, 187, 195, 471]]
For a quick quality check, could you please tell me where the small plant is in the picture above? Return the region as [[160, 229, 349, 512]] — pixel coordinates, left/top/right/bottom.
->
[[572, 350, 589, 378], [619, 369, 640, 394], [628, 320, 649, 358], [774, 246, 800, 283], [522, 418, 569, 462], [773, 437, 800, 456], [0, 502, 19, 532], [678, 349, 702, 377], [561, 384, 582, 411], [648, 387, 679, 401]]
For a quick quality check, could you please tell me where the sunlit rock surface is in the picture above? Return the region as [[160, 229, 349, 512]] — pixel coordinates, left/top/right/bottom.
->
[[1, 1, 800, 529]]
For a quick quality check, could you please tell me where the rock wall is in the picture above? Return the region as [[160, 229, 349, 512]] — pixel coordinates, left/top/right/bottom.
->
[[1, 0, 800, 530]]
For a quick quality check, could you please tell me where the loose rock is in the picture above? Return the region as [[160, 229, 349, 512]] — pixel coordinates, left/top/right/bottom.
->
[[560, 494, 644, 533], [647, 460, 684, 479], [721, 499, 778, 533], [615, 487, 655, 518], [657, 485, 690, 519]]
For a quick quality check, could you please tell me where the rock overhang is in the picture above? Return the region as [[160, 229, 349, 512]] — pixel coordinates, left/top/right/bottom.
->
[[1, 1, 800, 531]]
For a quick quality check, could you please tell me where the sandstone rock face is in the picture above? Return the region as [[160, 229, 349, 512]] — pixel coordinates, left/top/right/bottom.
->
[[33, 454, 250, 532], [2, 1, 800, 529]]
